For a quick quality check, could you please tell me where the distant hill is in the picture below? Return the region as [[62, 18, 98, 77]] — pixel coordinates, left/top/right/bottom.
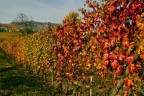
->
[[11, 21, 57, 26], [0, 21, 57, 32], [31, 21, 57, 26]]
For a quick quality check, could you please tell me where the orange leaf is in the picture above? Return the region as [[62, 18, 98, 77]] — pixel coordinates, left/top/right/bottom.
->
[[124, 91, 128, 96], [124, 78, 134, 90], [109, 5, 115, 12]]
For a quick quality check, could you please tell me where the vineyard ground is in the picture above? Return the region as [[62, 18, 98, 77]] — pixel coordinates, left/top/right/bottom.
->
[[0, 48, 51, 96]]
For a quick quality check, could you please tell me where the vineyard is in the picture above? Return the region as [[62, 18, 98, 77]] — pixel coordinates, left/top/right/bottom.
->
[[0, 0, 144, 96]]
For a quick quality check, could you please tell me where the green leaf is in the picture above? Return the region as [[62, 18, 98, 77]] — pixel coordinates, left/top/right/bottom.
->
[[135, 53, 139, 60]]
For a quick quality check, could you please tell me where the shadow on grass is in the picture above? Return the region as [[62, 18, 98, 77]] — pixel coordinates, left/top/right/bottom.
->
[[0, 48, 51, 96], [0, 65, 18, 73], [0, 75, 39, 89]]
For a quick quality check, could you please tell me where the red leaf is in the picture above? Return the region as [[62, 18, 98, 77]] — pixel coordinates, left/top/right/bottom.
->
[[126, 56, 135, 65], [116, 65, 123, 75], [118, 52, 126, 61], [103, 60, 109, 67], [128, 64, 137, 73], [122, 39, 130, 48], [110, 60, 119, 70], [103, 53, 109, 60], [109, 52, 117, 60]]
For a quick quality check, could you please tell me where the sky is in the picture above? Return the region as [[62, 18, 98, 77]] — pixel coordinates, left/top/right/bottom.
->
[[0, 0, 87, 24]]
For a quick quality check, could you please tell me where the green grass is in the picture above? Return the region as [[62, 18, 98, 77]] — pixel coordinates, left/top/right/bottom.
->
[[0, 48, 51, 96]]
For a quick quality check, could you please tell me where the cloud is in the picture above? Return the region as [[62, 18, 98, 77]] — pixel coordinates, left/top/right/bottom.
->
[[0, 0, 86, 23]]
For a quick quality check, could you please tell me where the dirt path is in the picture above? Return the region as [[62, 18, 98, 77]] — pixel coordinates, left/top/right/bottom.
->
[[0, 48, 50, 96]]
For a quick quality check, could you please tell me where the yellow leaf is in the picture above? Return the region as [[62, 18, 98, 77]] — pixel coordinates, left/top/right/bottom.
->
[[82, 50, 87, 56], [73, 81, 78, 85], [137, 49, 141, 55], [137, 22, 142, 27], [139, 24, 144, 30], [140, 45, 143, 50], [115, 46, 119, 51], [142, 12, 144, 17], [96, 63, 104, 69], [86, 63, 91, 67], [91, 45, 96, 51], [72, 63, 75, 66]]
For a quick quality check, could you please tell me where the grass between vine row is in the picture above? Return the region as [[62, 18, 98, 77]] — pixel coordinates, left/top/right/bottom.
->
[[0, 48, 52, 96]]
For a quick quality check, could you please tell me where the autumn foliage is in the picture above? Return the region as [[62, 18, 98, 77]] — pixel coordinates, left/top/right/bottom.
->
[[0, 0, 144, 95]]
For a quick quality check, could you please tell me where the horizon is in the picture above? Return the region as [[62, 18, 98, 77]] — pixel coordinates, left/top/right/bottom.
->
[[0, 0, 87, 24]]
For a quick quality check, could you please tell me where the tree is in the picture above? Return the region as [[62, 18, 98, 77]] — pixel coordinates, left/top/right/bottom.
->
[[12, 13, 35, 34]]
